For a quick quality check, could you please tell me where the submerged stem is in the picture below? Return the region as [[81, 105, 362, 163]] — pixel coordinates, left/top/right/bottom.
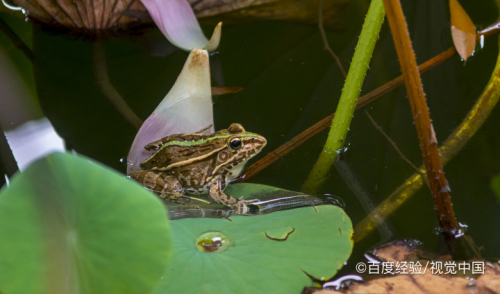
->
[[93, 42, 143, 130]]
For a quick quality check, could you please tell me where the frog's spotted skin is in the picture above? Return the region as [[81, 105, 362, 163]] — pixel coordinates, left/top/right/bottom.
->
[[129, 123, 266, 214]]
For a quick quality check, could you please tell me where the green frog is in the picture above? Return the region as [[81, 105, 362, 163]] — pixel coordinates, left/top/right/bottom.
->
[[129, 123, 266, 214]]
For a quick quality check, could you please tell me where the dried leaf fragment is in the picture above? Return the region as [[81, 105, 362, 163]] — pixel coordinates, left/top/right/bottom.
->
[[211, 86, 244, 96], [449, 0, 476, 61]]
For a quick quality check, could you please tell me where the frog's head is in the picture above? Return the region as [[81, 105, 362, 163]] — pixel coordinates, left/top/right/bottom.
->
[[214, 123, 266, 180]]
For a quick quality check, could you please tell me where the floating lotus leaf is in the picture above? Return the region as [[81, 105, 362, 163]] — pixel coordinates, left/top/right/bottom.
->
[[0, 152, 171, 294], [153, 201, 353, 294]]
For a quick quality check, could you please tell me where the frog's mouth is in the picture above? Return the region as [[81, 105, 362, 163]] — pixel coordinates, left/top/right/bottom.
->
[[242, 135, 267, 153]]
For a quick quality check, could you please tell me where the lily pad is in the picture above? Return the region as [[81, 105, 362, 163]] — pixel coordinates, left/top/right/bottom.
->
[[0, 152, 171, 294], [153, 205, 353, 294]]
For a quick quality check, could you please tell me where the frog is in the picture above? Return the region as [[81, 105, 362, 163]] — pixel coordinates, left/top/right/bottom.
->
[[129, 123, 267, 214]]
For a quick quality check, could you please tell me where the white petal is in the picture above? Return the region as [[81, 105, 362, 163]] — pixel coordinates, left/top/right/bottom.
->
[[127, 49, 214, 175], [141, 0, 221, 51], [204, 22, 222, 52]]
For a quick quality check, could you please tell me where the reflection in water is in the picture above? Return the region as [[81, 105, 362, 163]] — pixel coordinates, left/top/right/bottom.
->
[[335, 160, 393, 243], [5, 118, 65, 171], [323, 274, 363, 290], [166, 194, 345, 220]]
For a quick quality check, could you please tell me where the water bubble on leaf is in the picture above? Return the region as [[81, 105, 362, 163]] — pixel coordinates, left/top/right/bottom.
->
[[196, 231, 229, 253]]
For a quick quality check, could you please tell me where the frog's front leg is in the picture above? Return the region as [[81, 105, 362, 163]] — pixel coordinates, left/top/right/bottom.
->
[[130, 171, 201, 209], [209, 179, 250, 214]]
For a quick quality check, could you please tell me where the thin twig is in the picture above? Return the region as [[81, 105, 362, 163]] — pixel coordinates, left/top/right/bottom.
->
[[318, 0, 347, 78], [364, 109, 427, 183]]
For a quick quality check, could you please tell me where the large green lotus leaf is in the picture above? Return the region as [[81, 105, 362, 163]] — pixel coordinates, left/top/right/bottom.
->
[[0, 152, 171, 294], [154, 205, 353, 294]]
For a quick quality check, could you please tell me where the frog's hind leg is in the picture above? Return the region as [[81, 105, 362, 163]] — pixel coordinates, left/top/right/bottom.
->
[[130, 171, 204, 210], [129, 171, 182, 197]]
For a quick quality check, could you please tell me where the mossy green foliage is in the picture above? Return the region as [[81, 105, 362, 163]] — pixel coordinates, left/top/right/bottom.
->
[[0, 152, 171, 294], [154, 197, 353, 293]]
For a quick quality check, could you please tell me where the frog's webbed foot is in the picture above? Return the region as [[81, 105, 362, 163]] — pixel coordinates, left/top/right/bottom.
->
[[209, 179, 260, 215]]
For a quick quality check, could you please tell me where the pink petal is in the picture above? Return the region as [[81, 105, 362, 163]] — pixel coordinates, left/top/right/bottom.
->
[[141, 0, 220, 51], [127, 49, 214, 175]]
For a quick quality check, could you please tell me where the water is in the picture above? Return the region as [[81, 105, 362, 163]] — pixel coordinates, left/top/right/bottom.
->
[[1, 0, 499, 280]]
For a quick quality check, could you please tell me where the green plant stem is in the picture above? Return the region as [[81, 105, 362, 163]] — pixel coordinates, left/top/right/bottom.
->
[[301, 0, 385, 194], [353, 35, 500, 243]]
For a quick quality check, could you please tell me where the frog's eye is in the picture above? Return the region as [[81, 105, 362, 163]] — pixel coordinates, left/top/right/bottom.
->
[[229, 137, 242, 150]]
